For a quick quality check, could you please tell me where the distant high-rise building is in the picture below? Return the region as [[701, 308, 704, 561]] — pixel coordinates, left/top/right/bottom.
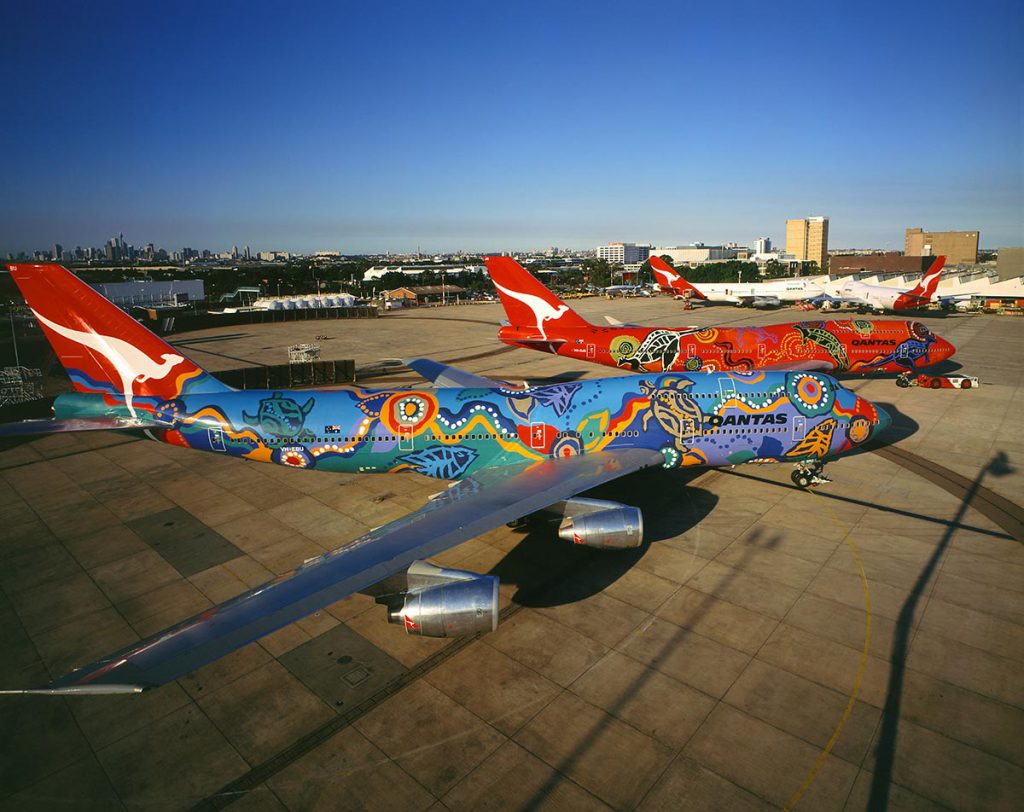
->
[[231, 245, 239, 259], [905, 228, 978, 265], [244, 245, 251, 260], [52, 243, 62, 260], [595, 242, 651, 264], [785, 217, 829, 270], [755, 236, 772, 255], [653, 244, 737, 265]]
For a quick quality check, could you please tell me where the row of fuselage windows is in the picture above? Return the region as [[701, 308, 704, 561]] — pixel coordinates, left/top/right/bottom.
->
[[261, 424, 796, 447], [262, 430, 643, 446]]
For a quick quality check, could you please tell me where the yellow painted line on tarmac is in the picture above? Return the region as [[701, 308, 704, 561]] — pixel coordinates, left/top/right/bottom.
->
[[783, 489, 873, 811]]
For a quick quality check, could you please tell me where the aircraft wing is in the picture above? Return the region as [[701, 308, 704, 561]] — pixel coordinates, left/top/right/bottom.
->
[[5, 448, 664, 694], [403, 358, 503, 389], [0, 416, 161, 436], [808, 293, 866, 308], [732, 295, 781, 307], [935, 292, 978, 304]]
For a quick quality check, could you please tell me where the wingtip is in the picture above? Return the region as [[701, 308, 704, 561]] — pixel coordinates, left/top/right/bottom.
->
[[0, 684, 147, 696]]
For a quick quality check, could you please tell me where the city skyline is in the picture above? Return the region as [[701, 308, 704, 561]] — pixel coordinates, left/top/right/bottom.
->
[[7, 227, 1005, 264], [2, 1, 1021, 254]]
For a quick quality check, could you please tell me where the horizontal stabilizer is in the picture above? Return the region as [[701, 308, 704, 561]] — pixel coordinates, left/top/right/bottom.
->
[[403, 358, 502, 389], [603, 316, 643, 328], [509, 337, 567, 347], [0, 417, 159, 437]]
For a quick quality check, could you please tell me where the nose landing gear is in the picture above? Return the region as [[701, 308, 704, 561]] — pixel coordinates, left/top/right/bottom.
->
[[791, 460, 831, 489]]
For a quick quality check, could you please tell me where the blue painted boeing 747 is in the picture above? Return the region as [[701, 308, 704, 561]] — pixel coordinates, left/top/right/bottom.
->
[[0, 263, 891, 694]]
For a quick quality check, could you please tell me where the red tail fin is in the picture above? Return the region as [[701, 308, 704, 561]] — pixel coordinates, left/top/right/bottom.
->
[[648, 256, 706, 299], [906, 256, 946, 299], [7, 264, 230, 414], [484, 257, 590, 335]]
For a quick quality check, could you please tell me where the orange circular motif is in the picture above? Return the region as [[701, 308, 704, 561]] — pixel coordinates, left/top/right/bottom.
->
[[848, 416, 871, 444], [380, 392, 438, 434]]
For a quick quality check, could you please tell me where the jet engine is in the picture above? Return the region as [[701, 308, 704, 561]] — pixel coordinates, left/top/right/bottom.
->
[[385, 561, 499, 637], [751, 296, 781, 309], [554, 497, 644, 549]]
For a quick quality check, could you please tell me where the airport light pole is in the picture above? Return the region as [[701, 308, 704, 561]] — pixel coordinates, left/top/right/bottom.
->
[[8, 303, 20, 367]]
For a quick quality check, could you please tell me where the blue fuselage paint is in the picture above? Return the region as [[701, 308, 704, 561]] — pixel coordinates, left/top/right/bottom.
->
[[54, 370, 887, 479]]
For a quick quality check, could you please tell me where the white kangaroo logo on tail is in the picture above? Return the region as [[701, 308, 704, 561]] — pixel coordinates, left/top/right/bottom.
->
[[492, 280, 569, 341], [652, 266, 675, 287], [918, 267, 942, 295], [32, 310, 184, 417]]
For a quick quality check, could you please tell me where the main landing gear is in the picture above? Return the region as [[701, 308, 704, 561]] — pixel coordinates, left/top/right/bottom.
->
[[895, 372, 914, 388], [791, 460, 832, 489]]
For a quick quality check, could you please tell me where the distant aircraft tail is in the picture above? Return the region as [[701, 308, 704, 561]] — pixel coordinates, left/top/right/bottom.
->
[[648, 256, 706, 299], [906, 256, 946, 300], [484, 257, 590, 336], [6, 263, 231, 416]]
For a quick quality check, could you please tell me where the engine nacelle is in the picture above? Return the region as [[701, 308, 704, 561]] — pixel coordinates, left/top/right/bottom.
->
[[386, 561, 499, 638], [752, 296, 781, 309], [557, 506, 643, 549]]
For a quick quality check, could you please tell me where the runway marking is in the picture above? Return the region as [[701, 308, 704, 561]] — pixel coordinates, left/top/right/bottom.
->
[[783, 491, 872, 811]]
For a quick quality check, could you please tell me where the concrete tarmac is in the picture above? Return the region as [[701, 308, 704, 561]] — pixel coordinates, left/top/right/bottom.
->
[[1, 297, 1022, 811]]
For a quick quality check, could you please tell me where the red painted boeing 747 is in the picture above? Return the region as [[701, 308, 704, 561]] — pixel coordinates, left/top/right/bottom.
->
[[487, 257, 955, 377]]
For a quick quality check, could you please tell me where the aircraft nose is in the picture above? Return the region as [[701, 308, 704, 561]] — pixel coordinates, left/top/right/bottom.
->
[[939, 336, 957, 361]]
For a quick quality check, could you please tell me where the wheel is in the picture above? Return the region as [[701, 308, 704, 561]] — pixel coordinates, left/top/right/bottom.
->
[[930, 378, 942, 389], [896, 375, 911, 388], [791, 471, 812, 489], [961, 380, 972, 389]]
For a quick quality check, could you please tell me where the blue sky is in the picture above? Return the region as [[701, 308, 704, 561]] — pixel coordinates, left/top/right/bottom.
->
[[2, 0, 1021, 254]]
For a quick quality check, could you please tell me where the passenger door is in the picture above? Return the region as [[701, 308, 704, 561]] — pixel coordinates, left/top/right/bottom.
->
[[529, 422, 546, 450], [208, 427, 226, 452], [399, 425, 414, 451]]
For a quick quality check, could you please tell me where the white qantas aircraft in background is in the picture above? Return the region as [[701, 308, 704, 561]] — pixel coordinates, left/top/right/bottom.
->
[[821, 256, 947, 313], [649, 256, 824, 308]]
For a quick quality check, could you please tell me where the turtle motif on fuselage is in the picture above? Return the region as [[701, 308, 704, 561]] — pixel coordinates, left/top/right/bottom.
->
[[639, 377, 704, 451], [243, 392, 315, 440], [616, 330, 681, 372]]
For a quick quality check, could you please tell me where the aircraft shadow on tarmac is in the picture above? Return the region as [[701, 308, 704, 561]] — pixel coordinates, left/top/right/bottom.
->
[[860, 400, 919, 451], [919, 358, 963, 374], [489, 468, 718, 608]]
